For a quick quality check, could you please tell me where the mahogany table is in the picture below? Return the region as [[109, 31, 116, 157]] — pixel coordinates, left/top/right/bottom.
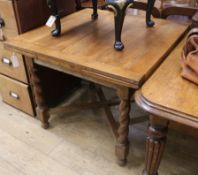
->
[[5, 9, 187, 165], [135, 39, 198, 175]]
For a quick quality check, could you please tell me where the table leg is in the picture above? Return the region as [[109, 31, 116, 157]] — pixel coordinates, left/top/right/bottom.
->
[[116, 88, 132, 165], [30, 64, 50, 129], [47, 0, 61, 36], [92, 0, 98, 19], [143, 115, 169, 175]]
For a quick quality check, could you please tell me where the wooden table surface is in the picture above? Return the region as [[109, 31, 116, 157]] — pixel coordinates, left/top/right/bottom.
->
[[136, 39, 198, 129], [135, 37, 198, 175], [5, 9, 188, 89]]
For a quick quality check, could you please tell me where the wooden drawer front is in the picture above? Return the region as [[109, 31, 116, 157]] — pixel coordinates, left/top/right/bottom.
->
[[0, 43, 28, 83], [0, 75, 34, 115], [0, 0, 18, 40]]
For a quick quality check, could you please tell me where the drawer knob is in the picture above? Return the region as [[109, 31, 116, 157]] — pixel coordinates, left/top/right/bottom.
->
[[1, 57, 12, 66], [9, 91, 20, 100]]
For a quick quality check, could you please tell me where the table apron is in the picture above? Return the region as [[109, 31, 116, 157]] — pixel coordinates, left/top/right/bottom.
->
[[34, 58, 138, 90]]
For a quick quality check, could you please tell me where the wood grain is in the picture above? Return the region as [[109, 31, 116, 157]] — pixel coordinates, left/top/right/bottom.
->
[[5, 9, 188, 89], [0, 43, 28, 83], [0, 74, 33, 115], [140, 39, 198, 123]]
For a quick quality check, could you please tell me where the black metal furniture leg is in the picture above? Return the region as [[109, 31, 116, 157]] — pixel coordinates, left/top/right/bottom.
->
[[146, 0, 156, 27], [106, 0, 133, 51], [114, 9, 125, 51], [92, 0, 98, 19], [47, 0, 61, 36]]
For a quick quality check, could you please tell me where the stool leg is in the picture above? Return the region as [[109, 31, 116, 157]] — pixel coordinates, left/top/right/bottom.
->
[[116, 88, 132, 166], [114, 8, 125, 51], [92, 0, 98, 19], [146, 0, 156, 27], [106, 1, 133, 51], [47, 0, 61, 36], [143, 115, 169, 175]]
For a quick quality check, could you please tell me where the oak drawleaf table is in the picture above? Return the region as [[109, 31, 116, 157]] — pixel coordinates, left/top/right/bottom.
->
[[135, 39, 198, 175], [4, 9, 187, 165]]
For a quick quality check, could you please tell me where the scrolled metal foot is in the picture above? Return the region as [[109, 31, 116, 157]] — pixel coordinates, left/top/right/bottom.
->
[[146, 20, 155, 27], [51, 28, 61, 37], [114, 41, 124, 51]]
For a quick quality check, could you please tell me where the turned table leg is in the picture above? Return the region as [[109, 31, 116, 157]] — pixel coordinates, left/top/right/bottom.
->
[[29, 63, 50, 129], [47, 0, 61, 36], [143, 115, 169, 175], [115, 88, 132, 165]]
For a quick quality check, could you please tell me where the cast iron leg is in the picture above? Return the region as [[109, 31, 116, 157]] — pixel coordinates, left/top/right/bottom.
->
[[92, 0, 98, 19], [106, 0, 133, 51], [116, 88, 132, 165], [143, 115, 169, 175], [146, 0, 156, 27], [30, 64, 50, 129], [114, 9, 125, 51], [47, 0, 61, 36]]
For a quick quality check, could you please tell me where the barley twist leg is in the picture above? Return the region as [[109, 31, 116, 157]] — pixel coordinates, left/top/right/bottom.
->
[[116, 88, 132, 166], [30, 64, 50, 129]]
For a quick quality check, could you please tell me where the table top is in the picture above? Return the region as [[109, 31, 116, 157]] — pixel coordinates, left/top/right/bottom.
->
[[135, 39, 198, 128], [5, 9, 188, 89]]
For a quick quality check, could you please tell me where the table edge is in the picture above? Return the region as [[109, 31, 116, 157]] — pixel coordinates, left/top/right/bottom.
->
[[135, 90, 198, 129]]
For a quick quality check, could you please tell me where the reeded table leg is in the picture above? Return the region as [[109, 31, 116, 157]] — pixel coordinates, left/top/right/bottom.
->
[[116, 88, 132, 165], [47, 0, 61, 36], [143, 115, 169, 175], [30, 64, 50, 129]]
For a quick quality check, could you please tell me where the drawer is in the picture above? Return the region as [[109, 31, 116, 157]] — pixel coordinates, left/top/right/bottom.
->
[[0, 43, 28, 83], [0, 74, 34, 116]]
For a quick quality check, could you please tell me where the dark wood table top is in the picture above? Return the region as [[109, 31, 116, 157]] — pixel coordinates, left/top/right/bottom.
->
[[135, 39, 198, 129], [5, 9, 188, 89]]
